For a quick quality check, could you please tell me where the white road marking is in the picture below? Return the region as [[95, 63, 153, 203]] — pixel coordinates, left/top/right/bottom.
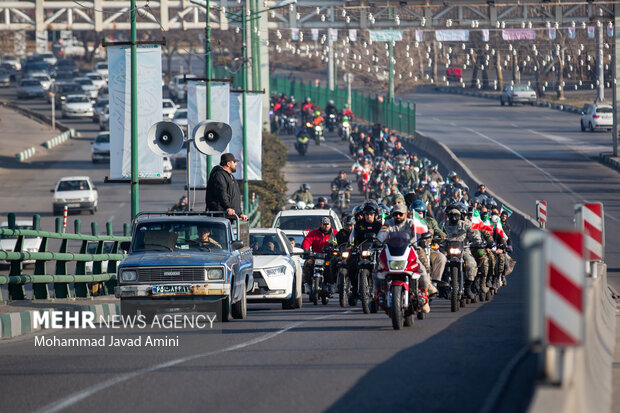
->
[[509, 123, 518, 128], [324, 142, 353, 161], [37, 312, 350, 413], [465, 127, 619, 223], [526, 129, 610, 159]]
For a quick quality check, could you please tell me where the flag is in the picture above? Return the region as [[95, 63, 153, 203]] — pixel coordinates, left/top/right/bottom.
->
[[587, 26, 595, 38], [499, 205, 513, 217], [492, 216, 508, 242], [412, 210, 428, 234], [482, 29, 489, 42], [481, 215, 493, 233], [568, 27, 576, 39], [471, 209, 483, 230], [548, 28, 556, 40], [607, 24, 614, 37], [415, 30, 424, 42]]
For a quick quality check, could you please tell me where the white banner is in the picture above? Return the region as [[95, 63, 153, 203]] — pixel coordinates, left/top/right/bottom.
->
[[229, 92, 262, 180], [369, 30, 403, 42], [348, 29, 357, 42], [435, 30, 470, 42], [187, 81, 230, 188], [108, 45, 163, 179]]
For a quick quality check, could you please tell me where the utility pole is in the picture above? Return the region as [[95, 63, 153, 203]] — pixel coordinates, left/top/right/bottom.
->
[[242, 7, 249, 214], [328, 28, 334, 91], [130, 0, 138, 219], [388, 8, 394, 102], [597, 20, 605, 102], [205, 0, 213, 176]]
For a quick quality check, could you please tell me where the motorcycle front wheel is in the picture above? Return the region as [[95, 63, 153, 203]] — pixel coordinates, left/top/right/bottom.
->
[[391, 285, 404, 330], [360, 269, 371, 314], [339, 272, 349, 308], [311, 278, 319, 305], [451, 266, 460, 313]]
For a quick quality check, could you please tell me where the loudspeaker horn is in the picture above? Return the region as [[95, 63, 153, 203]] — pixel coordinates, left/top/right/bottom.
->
[[147, 121, 185, 156], [192, 120, 233, 156]]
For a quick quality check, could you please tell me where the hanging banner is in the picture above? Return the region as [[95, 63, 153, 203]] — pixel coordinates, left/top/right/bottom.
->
[[482, 29, 490, 42], [369, 30, 403, 42], [502, 29, 536, 40], [187, 81, 230, 188], [229, 92, 262, 180], [607, 24, 614, 37], [568, 27, 576, 39], [435, 30, 469, 42], [291, 28, 299, 41], [108, 44, 163, 180], [587, 26, 595, 38], [549, 28, 556, 40], [349, 29, 357, 42], [415, 30, 424, 42], [329, 28, 338, 41], [311, 28, 319, 41]]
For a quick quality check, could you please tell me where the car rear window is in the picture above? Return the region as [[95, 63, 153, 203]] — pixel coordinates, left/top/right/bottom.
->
[[276, 215, 334, 230], [596, 107, 613, 113], [21, 80, 41, 86], [95, 134, 110, 143], [513, 85, 532, 91], [57, 180, 90, 191]]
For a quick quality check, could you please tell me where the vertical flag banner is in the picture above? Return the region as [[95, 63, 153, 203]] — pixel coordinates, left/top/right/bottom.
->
[[587, 26, 595, 38], [187, 81, 230, 188], [311, 28, 319, 41], [329, 28, 338, 41], [349, 29, 358, 42], [482, 29, 489, 42], [607, 24, 614, 37], [412, 210, 428, 234], [229, 92, 263, 180], [568, 27, 576, 39], [415, 30, 424, 42], [291, 28, 299, 41], [548, 28, 556, 40], [108, 44, 163, 179]]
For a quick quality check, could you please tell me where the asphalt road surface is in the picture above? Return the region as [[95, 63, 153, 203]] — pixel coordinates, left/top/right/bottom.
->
[[0, 88, 533, 412]]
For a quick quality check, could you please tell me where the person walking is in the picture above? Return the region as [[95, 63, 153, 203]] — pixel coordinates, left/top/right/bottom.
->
[[205, 153, 248, 221]]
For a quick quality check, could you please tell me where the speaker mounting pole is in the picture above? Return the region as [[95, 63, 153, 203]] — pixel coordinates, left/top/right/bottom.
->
[[205, 0, 213, 180]]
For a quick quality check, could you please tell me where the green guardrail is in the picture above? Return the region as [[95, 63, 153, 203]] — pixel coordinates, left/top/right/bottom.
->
[[247, 193, 261, 228], [0, 213, 130, 301], [269, 76, 416, 135]]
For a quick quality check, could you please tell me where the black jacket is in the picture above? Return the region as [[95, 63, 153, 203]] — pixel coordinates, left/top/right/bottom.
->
[[205, 165, 242, 215], [351, 221, 383, 246]]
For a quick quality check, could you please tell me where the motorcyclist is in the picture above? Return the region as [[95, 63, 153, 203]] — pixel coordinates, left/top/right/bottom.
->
[[169, 195, 188, 212], [348, 201, 383, 292], [314, 196, 328, 209], [341, 104, 354, 121], [441, 205, 485, 300], [312, 110, 324, 126], [336, 215, 355, 246], [325, 100, 338, 117], [291, 184, 313, 205], [301, 216, 338, 292], [331, 170, 352, 205], [411, 200, 447, 292], [392, 140, 408, 157]]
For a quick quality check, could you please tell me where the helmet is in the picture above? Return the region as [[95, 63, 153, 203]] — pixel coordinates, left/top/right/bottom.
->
[[301, 183, 311, 191], [362, 201, 379, 215], [352, 205, 363, 217], [343, 214, 355, 226], [305, 97, 311, 103], [410, 200, 427, 213], [315, 110, 321, 116], [455, 202, 468, 216], [486, 198, 498, 209], [344, 103, 350, 109], [318, 196, 327, 204], [447, 171, 458, 179], [446, 206, 461, 217], [328, 99, 334, 105]]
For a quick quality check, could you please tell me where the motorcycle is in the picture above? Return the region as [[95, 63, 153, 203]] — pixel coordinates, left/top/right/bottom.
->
[[439, 240, 470, 312], [355, 233, 379, 314], [336, 246, 351, 307], [281, 115, 297, 135], [295, 133, 310, 156], [376, 232, 427, 330], [314, 124, 324, 145], [326, 113, 337, 132], [304, 251, 333, 305], [332, 185, 351, 213], [339, 116, 351, 141]]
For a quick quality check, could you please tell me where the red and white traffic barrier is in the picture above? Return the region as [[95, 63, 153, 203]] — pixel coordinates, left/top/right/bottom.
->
[[574, 202, 604, 262], [63, 205, 68, 233], [545, 230, 585, 347], [536, 200, 547, 228]]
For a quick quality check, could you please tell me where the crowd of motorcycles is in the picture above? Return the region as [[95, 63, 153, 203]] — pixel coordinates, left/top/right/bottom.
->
[[270, 94, 516, 330]]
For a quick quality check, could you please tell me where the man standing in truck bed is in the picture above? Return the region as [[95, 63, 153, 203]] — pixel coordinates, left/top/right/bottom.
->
[[206, 153, 248, 221]]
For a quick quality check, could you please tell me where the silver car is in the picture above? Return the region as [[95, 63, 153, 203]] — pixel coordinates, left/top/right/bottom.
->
[[17, 78, 44, 99], [75, 77, 99, 100], [500, 84, 537, 106]]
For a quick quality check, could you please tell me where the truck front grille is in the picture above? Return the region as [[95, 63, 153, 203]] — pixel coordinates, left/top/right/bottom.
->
[[137, 267, 205, 282]]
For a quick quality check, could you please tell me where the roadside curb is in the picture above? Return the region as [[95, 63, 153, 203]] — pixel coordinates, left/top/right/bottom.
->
[[43, 129, 75, 149], [16, 146, 36, 162], [599, 152, 620, 173], [0, 302, 120, 340]]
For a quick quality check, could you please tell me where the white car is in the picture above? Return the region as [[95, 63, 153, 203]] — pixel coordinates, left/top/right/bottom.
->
[[248, 228, 303, 309], [36, 52, 57, 66], [85, 72, 106, 90], [272, 209, 343, 232], [91, 132, 110, 163], [99, 105, 109, 131], [85, 240, 114, 274], [75, 77, 99, 100], [94, 62, 108, 80], [1, 53, 21, 71], [172, 108, 188, 130], [0, 220, 41, 265], [580, 104, 613, 132], [162, 98, 178, 120], [167, 74, 198, 102], [30, 72, 52, 91], [92, 97, 108, 123], [62, 94, 94, 118], [163, 156, 173, 182], [51, 176, 98, 215]]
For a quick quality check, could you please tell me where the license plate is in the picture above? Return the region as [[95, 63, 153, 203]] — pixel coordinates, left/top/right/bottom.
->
[[152, 284, 191, 295], [314, 259, 324, 265], [67, 203, 80, 208]]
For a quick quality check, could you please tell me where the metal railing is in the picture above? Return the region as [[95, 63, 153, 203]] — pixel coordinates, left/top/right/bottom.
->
[[270, 76, 416, 135], [247, 193, 261, 228], [0, 213, 130, 301]]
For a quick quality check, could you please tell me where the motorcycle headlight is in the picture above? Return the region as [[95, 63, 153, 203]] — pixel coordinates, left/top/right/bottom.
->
[[361, 250, 370, 257], [388, 260, 407, 271], [264, 266, 287, 276], [315, 126, 322, 131], [120, 270, 137, 282], [206, 268, 224, 280], [342, 251, 350, 259], [449, 247, 461, 255]]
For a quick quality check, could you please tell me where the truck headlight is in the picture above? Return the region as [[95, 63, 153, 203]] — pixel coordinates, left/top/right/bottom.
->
[[120, 270, 137, 282], [265, 266, 287, 276], [206, 268, 224, 280]]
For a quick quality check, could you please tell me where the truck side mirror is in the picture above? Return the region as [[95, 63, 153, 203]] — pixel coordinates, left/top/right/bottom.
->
[[232, 240, 244, 250]]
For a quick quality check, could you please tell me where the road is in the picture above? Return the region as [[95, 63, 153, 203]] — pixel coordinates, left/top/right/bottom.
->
[[0, 87, 533, 412]]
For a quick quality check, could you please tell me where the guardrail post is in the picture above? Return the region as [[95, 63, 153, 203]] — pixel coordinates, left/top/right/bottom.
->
[[123, 223, 130, 236], [54, 217, 71, 299], [106, 222, 118, 295], [74, 219, 89, 298], [7, 213, 26, 300], [91, 222, 105, 296], [33, 214, 49, 299], [536, 200, 547, 229]]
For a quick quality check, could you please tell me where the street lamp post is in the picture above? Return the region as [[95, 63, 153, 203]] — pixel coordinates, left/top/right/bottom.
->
[[205, 0, 213, 175], [130, 0, 139, 219]]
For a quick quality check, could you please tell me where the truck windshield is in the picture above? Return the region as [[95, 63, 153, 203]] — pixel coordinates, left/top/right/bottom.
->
[[133, 221, 228, 251]]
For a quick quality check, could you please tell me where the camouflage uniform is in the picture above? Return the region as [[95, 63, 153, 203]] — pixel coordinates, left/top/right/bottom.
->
[[291, 189, 313, 205], [441, 220, 482, 281]]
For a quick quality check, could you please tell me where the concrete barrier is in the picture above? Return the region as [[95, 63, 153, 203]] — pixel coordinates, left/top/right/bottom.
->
[[15, 146, 36, 162], [43, 129, 74, 149]]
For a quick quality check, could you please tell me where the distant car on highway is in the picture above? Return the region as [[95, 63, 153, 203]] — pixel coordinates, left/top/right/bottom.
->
[[30, 72, 52, 91], [0, 220, 41, 265], [168, 74, 197, 102], [500, 84, 537, 106], [23, 61, 53, 79], [0, 70, 11, 87], [85, 72, 106, 90], [61, 94, 94, 118], [172, 108, 188, 129], [75, 77, 98, 100], [162, 98, 178, 120], [91, 132, 110, 163], [84, 240, 114, 274], [92, 97, 108, 123], [99, 105, 109, 131], [272, 209, 342, 232], [248, 228, 303, 309], [55, 59, 79, 76], [580, 104, 613, 132], [51, 176, 98, 215], [94, 62, 108, 80], [35, 52, 57, 66], [446, 66, 462, 82], [53, 71, 75, 82], [1, 53, 21, 71], [50, 82, 82, 105], [17, 78, 44, 99]]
